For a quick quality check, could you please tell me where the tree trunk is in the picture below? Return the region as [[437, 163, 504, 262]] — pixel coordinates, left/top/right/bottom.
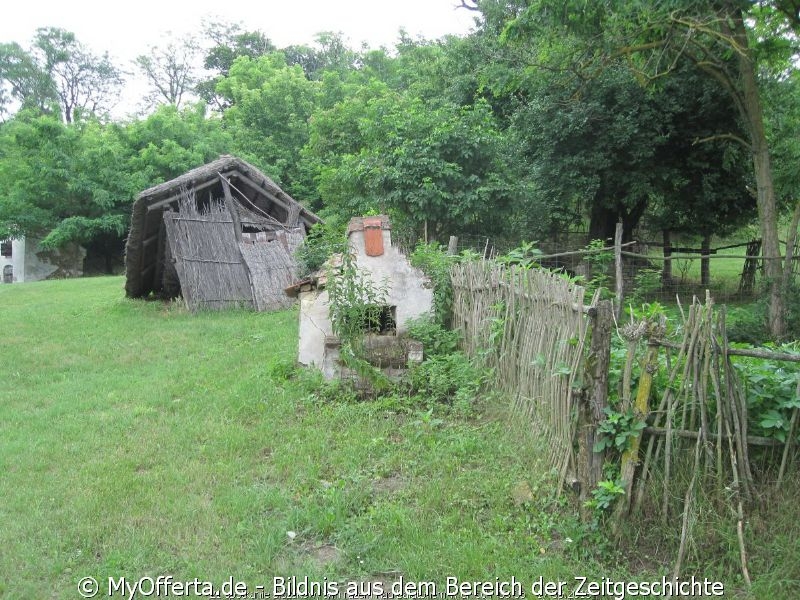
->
[[662, 230, 673, 285], [701, 233, 711, 287], [732, 7, 785, 338]]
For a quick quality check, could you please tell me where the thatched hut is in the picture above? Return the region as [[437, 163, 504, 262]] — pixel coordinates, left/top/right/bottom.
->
[[124, 155, 321, 311]]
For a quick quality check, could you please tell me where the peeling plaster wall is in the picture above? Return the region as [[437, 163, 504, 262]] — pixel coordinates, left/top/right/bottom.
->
[[298, 289, 333, 370], [348, 228, 433, 333], [296, 226, 434, 378]]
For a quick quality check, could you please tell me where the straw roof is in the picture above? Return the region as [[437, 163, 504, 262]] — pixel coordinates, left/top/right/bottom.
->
[[124, 155, 321, 299]]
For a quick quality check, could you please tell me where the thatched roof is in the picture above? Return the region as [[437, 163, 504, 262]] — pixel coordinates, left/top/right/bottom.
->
[[124, 155, 321, 299]]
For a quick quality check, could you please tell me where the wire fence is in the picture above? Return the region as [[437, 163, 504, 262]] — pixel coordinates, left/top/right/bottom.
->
[[449, 231, 800, 305]]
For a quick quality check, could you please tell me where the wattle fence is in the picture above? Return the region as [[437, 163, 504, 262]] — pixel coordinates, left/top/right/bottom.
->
[[449, 259, 799, 586]]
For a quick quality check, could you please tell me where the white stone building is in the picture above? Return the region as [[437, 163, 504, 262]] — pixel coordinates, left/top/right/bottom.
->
[[0, 237, 86, 283], [287, 216, 433, 378]]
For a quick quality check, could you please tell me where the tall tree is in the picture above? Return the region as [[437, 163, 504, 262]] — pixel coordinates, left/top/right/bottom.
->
[[0, 42, 56, 118], [135, 36, 199, 110], [32, 27, 123, 123], [197, 21, 275, 109], [500, 0, 799, 338], [217, 54, 319, 197], [2, 29, 122, 123]]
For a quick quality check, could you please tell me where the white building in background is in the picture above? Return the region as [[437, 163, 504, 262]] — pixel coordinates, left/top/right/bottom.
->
[[1, 238, 25, 283], [0, 237, 86, 283]]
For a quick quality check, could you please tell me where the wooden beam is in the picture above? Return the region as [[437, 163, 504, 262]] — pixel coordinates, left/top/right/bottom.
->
[[644, 426, 782, 447], [144, 176, 226, 213], [141, 233, 159, 248], [231, 172, 291, 213], [219, 175, 243, 244]]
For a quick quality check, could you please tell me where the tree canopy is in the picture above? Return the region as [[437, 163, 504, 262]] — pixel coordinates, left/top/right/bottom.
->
[[0, 11, 796, 329]]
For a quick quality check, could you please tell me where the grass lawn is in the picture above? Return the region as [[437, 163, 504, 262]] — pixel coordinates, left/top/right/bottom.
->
[[1, 276, 792, 598], [0, 276, 618, 598]]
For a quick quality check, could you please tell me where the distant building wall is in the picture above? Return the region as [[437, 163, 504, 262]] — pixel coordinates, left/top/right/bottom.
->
[[1, 238, 26, 283], [0, 237, 85, 283]]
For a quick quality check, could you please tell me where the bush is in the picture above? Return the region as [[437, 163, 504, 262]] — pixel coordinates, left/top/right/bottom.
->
[[294, 219, 347, 277], [726, 304, 768, 344], [405, 315, 461, 358], [409, 242, 458, 326], [404, 352, 490, 412]]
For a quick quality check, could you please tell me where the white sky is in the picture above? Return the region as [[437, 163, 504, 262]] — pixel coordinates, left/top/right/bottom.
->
[[2, 0, 479, 117], [2, 0, 478, 62]]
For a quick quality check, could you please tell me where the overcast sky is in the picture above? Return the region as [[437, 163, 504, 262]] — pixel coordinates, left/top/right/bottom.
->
[[1, 0, 479, 117], [2, 0, 478, 61]]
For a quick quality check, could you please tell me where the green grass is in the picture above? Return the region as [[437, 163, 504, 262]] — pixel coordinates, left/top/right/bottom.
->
[[1, 276, 793, 598], [0, 277, 615, 598]]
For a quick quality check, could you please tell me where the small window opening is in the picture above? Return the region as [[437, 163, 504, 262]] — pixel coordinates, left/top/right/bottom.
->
[[363, 305, 396, 335], [3, 264, 12, 283], [1, 241, 11, 258]]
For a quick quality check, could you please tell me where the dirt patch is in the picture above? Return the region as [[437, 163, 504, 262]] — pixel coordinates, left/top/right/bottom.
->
[[302, 542, 343, 570], [372, 474, 407, 495]]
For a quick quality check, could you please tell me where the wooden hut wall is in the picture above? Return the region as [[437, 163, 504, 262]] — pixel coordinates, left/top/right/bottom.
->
[[163, 198, 254, 311], [241, 229, 305, 311]]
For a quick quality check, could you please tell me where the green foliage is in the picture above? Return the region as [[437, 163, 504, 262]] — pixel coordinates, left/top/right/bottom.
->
[[324, 249, 392, 390], [294, 220, 348, 277], [593, 407, 647, 454], [308, 91, 516, 240], [732, 347, 800, 443], [629, 268, 663, 304], [326, 251, 388, 344], [726, 305, 769, 345], [405, 316, 461, 358], [582, 239, 614, 298], [496, 241, 542, 269], [585, 479, 625, 514], [409, 242, 458, 326], [217, 53, 319, 196], [404, 351, 491, 412]]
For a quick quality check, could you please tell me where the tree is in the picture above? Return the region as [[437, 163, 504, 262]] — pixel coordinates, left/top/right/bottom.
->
[[0, 102, 233, 269], [32, 27, 123, 123], [282, 32, 358, 80], [197, 20, 275, 110], [217, 54, 319, 197], [500, 0, 799, 337], [0, 42, 56, 118], [309, 91, 514, 240], [0, 112, 130, 249], [2, 29, 123, 123], [135, 36, 200, 110]]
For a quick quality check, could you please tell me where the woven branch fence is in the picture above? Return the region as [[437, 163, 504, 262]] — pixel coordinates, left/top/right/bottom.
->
[[450, 261, 588, 480], [451, 259, 799, 583], [163, 191, 304, 312], [164, 197, 254, 311]]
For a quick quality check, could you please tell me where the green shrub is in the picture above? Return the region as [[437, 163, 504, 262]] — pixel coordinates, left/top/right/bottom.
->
[[404, 351, 490, 411], [294, 220, 347, 277], [726, 304, 768, 344], [405, 315, 462, 358], [409, 242, 458, 326]]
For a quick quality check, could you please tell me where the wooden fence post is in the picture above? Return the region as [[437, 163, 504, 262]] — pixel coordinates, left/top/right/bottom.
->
[[447, 236, 459, 256], [614, 221, 623, 318], [578, 299, 613, 514]]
